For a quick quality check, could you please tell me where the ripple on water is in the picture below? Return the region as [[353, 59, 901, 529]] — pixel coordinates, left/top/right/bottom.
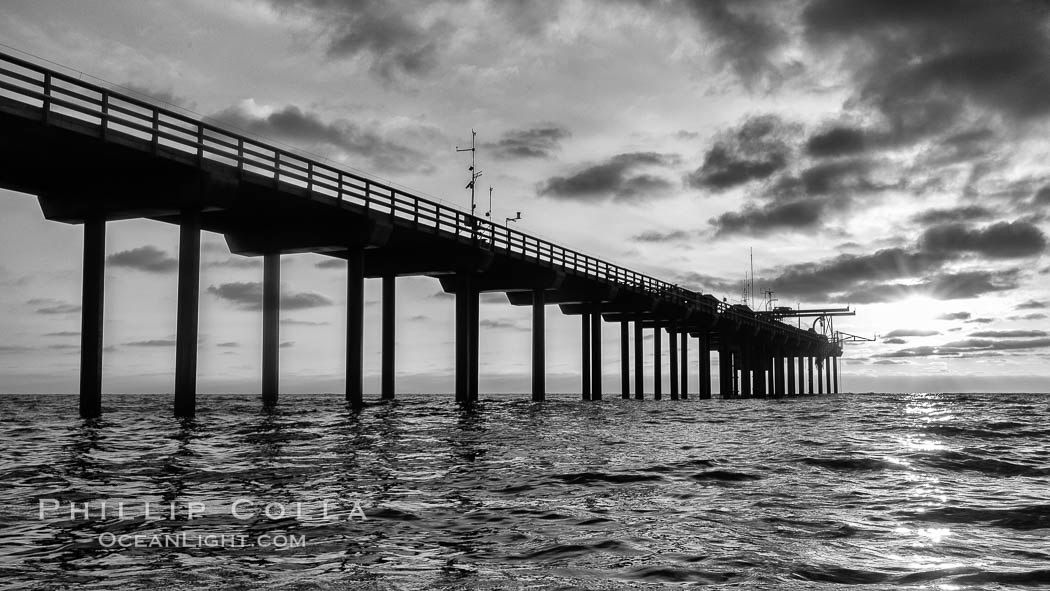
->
[[0, 392, 1048, 590]]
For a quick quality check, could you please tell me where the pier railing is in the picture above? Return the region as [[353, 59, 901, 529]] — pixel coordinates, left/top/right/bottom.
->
[[0, 50, 818, 340]]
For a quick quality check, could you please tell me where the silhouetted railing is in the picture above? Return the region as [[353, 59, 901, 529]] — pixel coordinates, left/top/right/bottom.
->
[[0, 50, 824, 342]]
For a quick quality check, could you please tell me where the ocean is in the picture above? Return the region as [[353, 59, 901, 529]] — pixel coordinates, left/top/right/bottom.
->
[[1, 392, 1048, 590]]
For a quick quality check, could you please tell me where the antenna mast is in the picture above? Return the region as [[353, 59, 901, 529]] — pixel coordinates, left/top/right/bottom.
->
[[455, 130, 482, 218], [750, 247, 755, 310]]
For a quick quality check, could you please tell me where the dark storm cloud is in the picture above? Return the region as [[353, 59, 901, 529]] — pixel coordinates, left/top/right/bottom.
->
[[848, 270, 1020, 303], [805, 126, 867, 157], [938, 311, 971, 321], [766, 228, 1024, 303], [266, 0, 451, 81], [970, 330, 1048, 338], [767, 247, 954, 300], [107, 245, 178, 274], [538, 152, 679, 202], [919, 221, 1047, 259], [710, 199, 824, 236], [687, 115, 794, 191], [485, 126, 570, 160], [1017, 300, 1047, 310], [207, 282, 333, 311], [883, 329, 939, 338], [213, 103, 431, 173], [803, 0, 1050, 122], [677, 0, 790, 89], [911, 206, 996, 226], [1035, 186, 1050, 205]]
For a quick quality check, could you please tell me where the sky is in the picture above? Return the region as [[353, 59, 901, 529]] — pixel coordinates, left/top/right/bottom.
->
[[1, 0, 1049, 395]]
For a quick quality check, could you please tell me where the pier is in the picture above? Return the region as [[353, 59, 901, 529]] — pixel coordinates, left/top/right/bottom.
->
[[0, 51, 845, 417]]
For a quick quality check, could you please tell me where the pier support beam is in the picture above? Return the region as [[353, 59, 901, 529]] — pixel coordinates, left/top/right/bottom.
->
[[680, 332, 688, 399], [826, 356, 833, 395], [381, 274, 395, 400], [634, 315, 644, 399], [532, 288, 545, 402], [581, 312, 591, 400], [174, 209, 200, 417], [262, 253, 280, 406], [454, 273, 478, 402], [698, 335, 711, 399], [772, 355, 784, 397], [79, 217, 105, 419], [346, 248, 364, 405], [620, 320, 629, 399], [833, 356, 839, 393], [590, 305, 602, 400], [817, 358, 824, 394], [753, 347, 766, 398], [740, 346, 752, 398], [669, 327, 679, 400], [787, 355, 796, 396], [718, 345, 732, 398], [653, 326, 662, 400]]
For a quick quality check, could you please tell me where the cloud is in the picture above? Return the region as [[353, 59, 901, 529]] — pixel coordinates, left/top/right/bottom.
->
[[938, 312, 971, 321], [803, 0, 1050, 122], [882, 337, 907, 345], [44, 331, 80, 337], [841, 270, 1021, 304], [884, 329, 938, 338], [314, 258, 345, 270], [538, 152, 679, 202], [430, 290, 454, 300], [966, 317, 994, 324], [1035, 186, 1050, 205], [207, 282, 333, 311], [212, 101, 438, 173], [480, 319, 523, 330], [1011, 313, 1047, 321], [282, 318, 330, 326], [970, 330, 1048, 338], [479, 293, 507, 305], [919, 221, 1047, 259], [766, 247, 953, 301], [1016, 300, 1047, 310], [677, 0, 790, 90], [29, 299, 81, 315], [266, 0, 450, 82], [217, 342, 240, 348], [877, 337, 1050, 358], [710, 199, 824, 236], [911, 206, 996, 226], [805, 126, 867, 157], [687, 115, 794, 191], [280, 341, 295, 348], [126, 339, 177, 347], [632, 230, 693, 243], [107, 245, 178, 274], [485, 126, 570, 160]]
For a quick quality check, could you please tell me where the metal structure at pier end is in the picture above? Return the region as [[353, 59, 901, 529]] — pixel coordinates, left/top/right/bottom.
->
[[0, 51, 849, 417]]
